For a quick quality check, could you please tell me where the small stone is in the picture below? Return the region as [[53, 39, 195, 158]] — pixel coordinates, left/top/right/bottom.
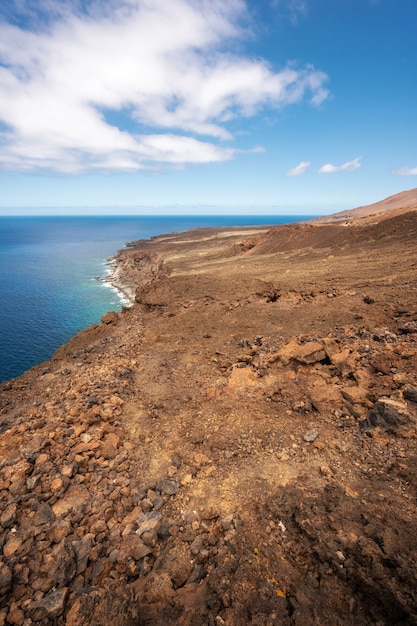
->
[[292, 400, 305, 412], [27, 474, 40, 490], [141, 498, 153, 513], [182, 509, 199, 525], [194, 452, 210, 466], [158, 478, 179, 496], [285, 339, 326, 365], [190, 536, 203, 555], [0, 503, 17, 529], [141, 530, 158, 547], [9, 478, 26, 496], [186, 565, 203, 585], [220, 514, 234, 532], [21, 435, 48, 461], [34, 503, 55, 526], [3, 534, 23, 558], [35, 452, 49, 467], [136, 511, 163, 537], [172, 454, 182, 468], [50, 521, 72, 544], [51, 477, 64, 493], [31, 587, 68, 621], [118, 535, 152, 561], [40, 539, 76, 588], [61, 463, 77, 478], [341, 386, 371, 406], [52, 484, 90, 518], [399, 321, 417, 334], [0, 561, 12, 595], [72, 534, 94, 575], [102, 433, 121, 459], [278, 521, 286, 533], [403, 385, 417, 403], [152, 494, 164, 511], [6, 602, 24, 625], [303, 429, 319, 443]]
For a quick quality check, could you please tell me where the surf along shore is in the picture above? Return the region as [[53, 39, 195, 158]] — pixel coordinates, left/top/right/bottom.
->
[[1, 207, 417, 625]]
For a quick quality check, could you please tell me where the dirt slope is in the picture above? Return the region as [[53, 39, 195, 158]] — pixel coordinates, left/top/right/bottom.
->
[[314, 187, 417, 223], [1, 209, 417, 625]]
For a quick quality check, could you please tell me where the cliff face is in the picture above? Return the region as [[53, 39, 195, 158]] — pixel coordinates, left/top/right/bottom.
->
[[1, 212, 417, 625]]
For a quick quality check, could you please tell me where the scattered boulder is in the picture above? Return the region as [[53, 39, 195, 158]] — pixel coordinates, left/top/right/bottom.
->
[[34, 502, 55, 526], [364, 396, 417, 436], [341, 386, 371, 406], [52, 484, 90, 518], [308, 381, 343, 413], [30, 587, 68, 621], [273, 339, 326, 366], [72, 534, 94, 575], [136, 511, 163, 537], [118, 535, 153, 562], [403, 385, 417, 403], [101, 311, 118, 325]]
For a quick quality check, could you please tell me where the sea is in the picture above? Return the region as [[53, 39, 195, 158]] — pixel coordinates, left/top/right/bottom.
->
[[0, 214, 310, 383]]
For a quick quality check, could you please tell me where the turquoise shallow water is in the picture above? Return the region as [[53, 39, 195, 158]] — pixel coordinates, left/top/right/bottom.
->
[[0, 215, 310, 382]]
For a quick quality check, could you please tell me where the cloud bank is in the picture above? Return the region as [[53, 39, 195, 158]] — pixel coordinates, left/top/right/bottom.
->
[[0, 0, 329, 173], [318, 157, 361, 174], [392, 166, 417, 176], [285, 160, 311, 177]]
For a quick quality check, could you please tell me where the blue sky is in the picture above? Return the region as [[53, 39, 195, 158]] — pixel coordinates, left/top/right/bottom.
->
[[0, 0, 416, 215]]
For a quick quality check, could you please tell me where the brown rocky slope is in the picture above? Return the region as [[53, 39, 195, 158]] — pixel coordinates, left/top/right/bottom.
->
[[314, 186, 417, 223], [1, 207, 417, 624]]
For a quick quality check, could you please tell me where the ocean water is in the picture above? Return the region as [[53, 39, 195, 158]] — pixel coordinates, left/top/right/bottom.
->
[[0, 215, 308, 382]]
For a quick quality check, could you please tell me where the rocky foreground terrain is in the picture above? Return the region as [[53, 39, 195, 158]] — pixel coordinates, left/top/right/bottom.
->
[[1, 203, 417, 625]]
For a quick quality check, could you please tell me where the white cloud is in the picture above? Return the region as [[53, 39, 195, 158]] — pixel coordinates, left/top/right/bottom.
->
[[318, 157, 362, 174], [271, 0, 308, 25], [392, 166, 417, 176], [285, 160, 311, 177], [0, 0, 329, 173]]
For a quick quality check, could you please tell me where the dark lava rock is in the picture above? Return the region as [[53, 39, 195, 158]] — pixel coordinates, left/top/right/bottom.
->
[[364, 397, 417, 435], [403, 385, 417, 403]]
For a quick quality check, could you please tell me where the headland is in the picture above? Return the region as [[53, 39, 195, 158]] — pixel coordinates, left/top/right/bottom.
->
[[1, 193, 417, 625]]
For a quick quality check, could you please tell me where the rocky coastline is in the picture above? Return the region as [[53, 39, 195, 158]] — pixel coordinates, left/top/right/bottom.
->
[[1, 208, 417, 624], [102, 257, 135, 307]]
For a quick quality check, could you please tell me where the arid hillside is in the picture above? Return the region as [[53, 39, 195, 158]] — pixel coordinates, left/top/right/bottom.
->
[[314, 186, 417, 223], [1, 205, 417, 625]]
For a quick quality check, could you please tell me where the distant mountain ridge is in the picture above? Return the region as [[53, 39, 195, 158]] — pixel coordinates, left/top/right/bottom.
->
[[316, 187, 417, 223]]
